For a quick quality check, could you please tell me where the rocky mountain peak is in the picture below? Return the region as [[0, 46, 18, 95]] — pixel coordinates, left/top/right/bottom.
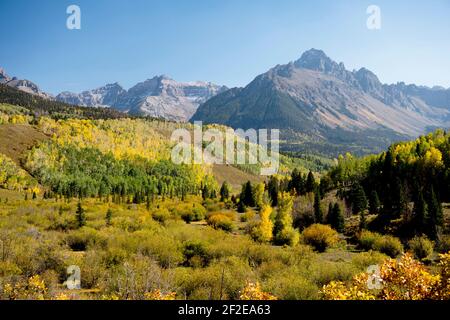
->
[[0, 67, 52, 99], [0, 68, 9, 80], [294, 49, 343, 74], [354, 67, 383, 93], [56, 75, 227, 122]]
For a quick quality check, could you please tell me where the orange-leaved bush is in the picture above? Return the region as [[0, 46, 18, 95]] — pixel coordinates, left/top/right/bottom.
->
[[239, 282, 277, 300], [322, 252, 450, 300]]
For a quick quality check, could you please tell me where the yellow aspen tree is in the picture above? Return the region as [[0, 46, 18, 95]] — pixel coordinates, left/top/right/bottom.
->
[[250, 204, 274, 243]]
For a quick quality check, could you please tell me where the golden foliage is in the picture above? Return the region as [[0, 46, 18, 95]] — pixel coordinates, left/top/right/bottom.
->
[[37, 117, 171, 162], [0, 153, 39, 192], [274, 192, 299, 246], [3, 275, 48, 300], [250, 205, 274, 243], [239, 282, 277, 300], [322, 253, 450, 300], [301, 224, 339, 252], [144, 289, 177, 300]]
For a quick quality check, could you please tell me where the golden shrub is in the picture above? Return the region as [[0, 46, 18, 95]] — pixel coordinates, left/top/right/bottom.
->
[[2, 275, 48, 300], [239, 282, 277, 300], [322, 253, 450, 300], [144, 289, 177, 300]]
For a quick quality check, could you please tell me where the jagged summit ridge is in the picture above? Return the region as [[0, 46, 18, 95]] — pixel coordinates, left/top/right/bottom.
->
[[56, 75, 227, 121]]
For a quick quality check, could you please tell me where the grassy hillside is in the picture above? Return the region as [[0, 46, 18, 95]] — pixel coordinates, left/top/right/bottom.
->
[[0, 124, 48, 165]]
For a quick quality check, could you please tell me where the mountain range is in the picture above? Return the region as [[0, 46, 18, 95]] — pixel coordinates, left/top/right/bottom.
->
[[56, 76, 227, 122], [191, 49, 450, 155], [0, 68, 226, 122], [2, 49, 449, 155]]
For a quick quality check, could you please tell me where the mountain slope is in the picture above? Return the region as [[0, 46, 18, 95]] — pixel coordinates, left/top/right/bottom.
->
[[191, 49, 450, 155], [0, 67, 53, 99]]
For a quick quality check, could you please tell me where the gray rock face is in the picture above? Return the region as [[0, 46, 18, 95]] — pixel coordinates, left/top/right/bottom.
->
[[56, 83, 126, 109], [0, 67, 53, 99], [56, 75, 227, 122], [192, 49, 450, 137]]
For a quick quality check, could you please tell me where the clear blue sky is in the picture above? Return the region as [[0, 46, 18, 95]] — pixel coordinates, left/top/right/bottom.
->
[[0, 0, 449, 94]]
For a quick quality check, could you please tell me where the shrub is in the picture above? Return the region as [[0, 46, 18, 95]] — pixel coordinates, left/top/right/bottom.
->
[[0, 261, 21, 277], [267, 275, 318, 300], [408, 236, 433, 260], [240, 210, 256, 222], [323, 253, 450, 300], [181, 208, 206, 224], [173, 203, 206, 223], [373, 235, 403, 258], [351, 251, 388, 270], [274, 228, 300, 247], [102, 247, 128, 267], [152, 208, 170, 224], [79, 250, 105, 289], [301, 224, 339, 252], [64, 228, 107, 251], [136, 233, 183, 268], [358, 231, 403, 258], [358, 230, 381, 251], [207, 214, 234, 232], [437, 235, 450, 253], [239, 282, 277, 300], [308, 261, 359, 286], [203, 199, 223, 212], [182, 241, 210, 267], [207, 210, 237, 221], [101, 255, 166, 300]]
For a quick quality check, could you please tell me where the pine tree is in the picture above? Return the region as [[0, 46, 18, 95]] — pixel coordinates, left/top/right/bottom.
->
[[290, 168, 304, 195], [368, 190, 381, 215], [201, 184, 210, 200], [237, 200, 246, 213], [105, 208, 113, 226], [75, 202, 86, 228], [267, 176, 279, 207], [319, 175, 333, 196], [412, 191, 427, 235], [333, 203, 345, 233], [351, 184, 368, 215], [394, 179, 409, 219], [314, 190, 323, 223], [427, 187, 443, 240], [359, 211, 367, 230], [240, 181, 255, 207], [305, 171, 316, 193], [220, 181, 231, 202], [327, 203, 345, 233], [327, 203, 333, 223]]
